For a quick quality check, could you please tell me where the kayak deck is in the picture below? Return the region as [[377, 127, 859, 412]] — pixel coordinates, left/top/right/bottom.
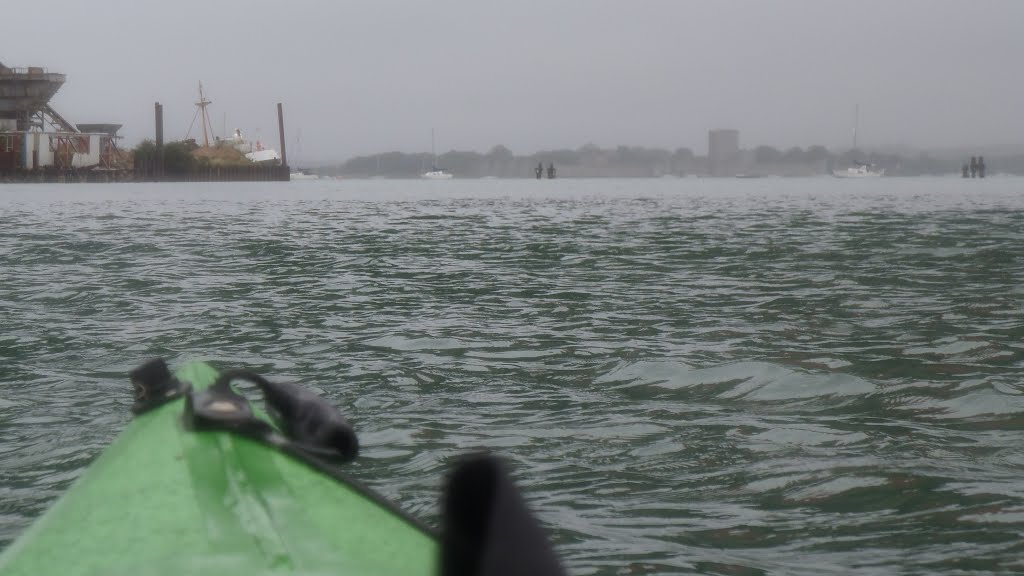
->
[[0, 362, 436, 576]]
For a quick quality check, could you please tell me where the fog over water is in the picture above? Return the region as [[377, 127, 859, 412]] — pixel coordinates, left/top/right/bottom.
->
[[3, 1, 1023, 162]]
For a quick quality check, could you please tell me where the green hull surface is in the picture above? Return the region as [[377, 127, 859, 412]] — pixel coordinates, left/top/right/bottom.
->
[[0, 361, 437, 576]]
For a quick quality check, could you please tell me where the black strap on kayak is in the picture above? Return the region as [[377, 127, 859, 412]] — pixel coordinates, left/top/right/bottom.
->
[[129, 358, 187, 415], [247, 372, 359, 462], [439, 453, 567, 576], [128, 360, 569, 568], [184, 372, 277, 440], [182, 369, 359, 465], [177, 367, 436, 536]]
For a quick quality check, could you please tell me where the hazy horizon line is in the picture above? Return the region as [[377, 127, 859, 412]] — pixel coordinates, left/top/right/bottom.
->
[[298, 141, 1024, 167]]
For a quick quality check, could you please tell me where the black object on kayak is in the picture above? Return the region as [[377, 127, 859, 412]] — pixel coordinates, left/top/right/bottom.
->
[[184, 371, 277, 440], [182, 368, 359, 464], [439, 453, 567, 576], [129, 357, 187, 414], [256, 376, 360, 462]]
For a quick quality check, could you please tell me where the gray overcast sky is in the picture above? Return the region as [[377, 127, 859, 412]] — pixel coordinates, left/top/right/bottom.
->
[[4, 0, 1023, 162]]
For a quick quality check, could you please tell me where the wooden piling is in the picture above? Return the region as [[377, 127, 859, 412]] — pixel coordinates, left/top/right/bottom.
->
[[277, 103, 288, 169], [155, 102, 164, 180]]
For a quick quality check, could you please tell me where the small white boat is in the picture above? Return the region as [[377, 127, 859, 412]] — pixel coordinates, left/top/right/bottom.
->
[[243, 138, 281, 163], [290, 168, 319, 181], [832, 163, 884, 178], [833, 105, 883, 178], [420, 129, 453, 179], [287, 128, 319, 180], [247, 149, 281, 163], [421, 168, 453, 180]]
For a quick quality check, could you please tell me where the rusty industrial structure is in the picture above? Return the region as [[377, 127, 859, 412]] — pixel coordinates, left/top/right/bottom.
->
[[0, 61, 124, 176], [1, 61, 289, 182]]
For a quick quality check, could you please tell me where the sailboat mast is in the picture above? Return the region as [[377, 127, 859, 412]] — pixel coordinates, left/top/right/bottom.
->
[[853, 104, 859, 151], [197, 82, 212, 148]]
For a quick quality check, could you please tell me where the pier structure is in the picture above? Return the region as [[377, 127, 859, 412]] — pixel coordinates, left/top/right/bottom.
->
[[1, 60, 289, 183], [0, 61, 123, 175]]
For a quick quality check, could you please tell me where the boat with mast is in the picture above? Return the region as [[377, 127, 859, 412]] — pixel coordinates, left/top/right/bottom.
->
[[289, 128, 319, 180], [832, 104, 884, 178], [189, 82, 282, 165], [421, 129, 453, 179]]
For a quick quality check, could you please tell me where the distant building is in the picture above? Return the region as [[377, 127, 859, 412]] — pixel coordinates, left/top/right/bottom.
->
[[1, 63, 121, 171], [708, 129, 740, 177]]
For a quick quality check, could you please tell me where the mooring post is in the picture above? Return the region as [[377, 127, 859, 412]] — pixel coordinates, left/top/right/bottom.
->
[[155, 102, 164, 181], [277, 102, 288, 170]]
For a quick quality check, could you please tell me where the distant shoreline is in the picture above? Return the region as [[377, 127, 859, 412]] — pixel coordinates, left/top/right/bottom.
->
[[312, 144, 1024, 179]]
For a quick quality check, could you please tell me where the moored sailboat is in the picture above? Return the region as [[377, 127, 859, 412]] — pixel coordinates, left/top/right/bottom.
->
[[421, 129, 453, 179], [832, 105, 883, 178]]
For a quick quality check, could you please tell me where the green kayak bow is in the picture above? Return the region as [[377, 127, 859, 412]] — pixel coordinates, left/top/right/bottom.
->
[[0, 359, 567, 576]]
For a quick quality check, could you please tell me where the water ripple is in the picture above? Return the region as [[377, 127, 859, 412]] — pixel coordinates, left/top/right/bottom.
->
[[1, 179, 1023, 574]]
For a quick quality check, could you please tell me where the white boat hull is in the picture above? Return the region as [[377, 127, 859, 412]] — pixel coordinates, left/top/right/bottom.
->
[[246, 149, 281, 163], [421, 170, 453, 180], [832, 166, 884, 178], [290, 172, 320, 180]]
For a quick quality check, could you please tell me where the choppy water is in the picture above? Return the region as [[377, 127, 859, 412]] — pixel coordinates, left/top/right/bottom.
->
[[1, 178, 1023, 574]]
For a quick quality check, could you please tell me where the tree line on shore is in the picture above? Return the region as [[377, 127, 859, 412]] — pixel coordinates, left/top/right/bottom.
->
[[133, 138, 265, 172], [317, 143, 1024, 178]]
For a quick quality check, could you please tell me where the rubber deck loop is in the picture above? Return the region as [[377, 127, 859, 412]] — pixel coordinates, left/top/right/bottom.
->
[[130, 357, 188, 415]]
